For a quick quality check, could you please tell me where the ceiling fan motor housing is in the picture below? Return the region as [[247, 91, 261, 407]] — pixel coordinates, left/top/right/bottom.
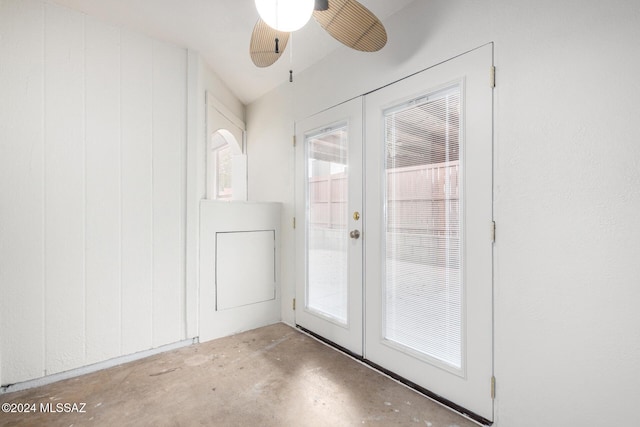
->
[[315, 0, 329, 11]]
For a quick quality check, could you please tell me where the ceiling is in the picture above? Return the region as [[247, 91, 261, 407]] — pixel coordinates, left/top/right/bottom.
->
[[50, 0, 415, 105]]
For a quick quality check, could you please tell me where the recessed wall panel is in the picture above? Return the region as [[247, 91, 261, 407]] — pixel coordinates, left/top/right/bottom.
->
[[216, 231, 276, 310]]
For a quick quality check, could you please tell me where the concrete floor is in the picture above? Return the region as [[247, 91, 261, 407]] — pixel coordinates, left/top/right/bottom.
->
[[0, 323, 479, 426]]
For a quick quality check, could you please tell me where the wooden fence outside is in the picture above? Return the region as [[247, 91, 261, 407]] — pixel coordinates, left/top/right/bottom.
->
[[309, 161, 460, 266], [309, 161, 459, 234]]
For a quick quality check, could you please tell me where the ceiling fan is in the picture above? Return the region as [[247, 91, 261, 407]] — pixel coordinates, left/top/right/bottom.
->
[[250, 0, 387, 68]]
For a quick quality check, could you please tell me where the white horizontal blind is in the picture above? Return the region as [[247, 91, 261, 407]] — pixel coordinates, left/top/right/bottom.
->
[[306, 125, 349, 323], [383, 85, 463, 370]]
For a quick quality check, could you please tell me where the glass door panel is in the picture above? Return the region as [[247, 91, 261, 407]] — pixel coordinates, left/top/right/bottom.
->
[[307, 125, 349, 324], [384, 85, 463, 371]]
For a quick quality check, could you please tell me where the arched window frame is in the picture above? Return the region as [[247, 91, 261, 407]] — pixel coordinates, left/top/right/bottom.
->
[[207, 129, 242, 200], [205, 93, 247, 201]]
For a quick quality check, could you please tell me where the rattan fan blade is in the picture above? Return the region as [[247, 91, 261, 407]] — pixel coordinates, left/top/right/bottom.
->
[[250, 18, 290, 68], [313, 0, 387, 52]]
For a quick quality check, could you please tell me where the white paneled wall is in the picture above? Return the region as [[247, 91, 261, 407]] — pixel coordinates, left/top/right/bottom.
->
[[0, 0, 187, 385], [0, 0, 46, 385], [85, 18, 121, 365], [44, 1, 86, 375], [151, 41, 187, 347], [121, 32, 154, 356]]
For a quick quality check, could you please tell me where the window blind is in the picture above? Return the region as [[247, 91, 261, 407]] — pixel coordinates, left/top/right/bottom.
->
[[383, 85, 463, 369]]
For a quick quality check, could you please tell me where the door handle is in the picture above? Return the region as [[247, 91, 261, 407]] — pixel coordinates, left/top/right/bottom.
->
[[349, 229, 361, 239]]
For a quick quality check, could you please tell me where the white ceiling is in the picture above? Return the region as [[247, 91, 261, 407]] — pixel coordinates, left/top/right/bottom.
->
[[50, 0, 415, 105]]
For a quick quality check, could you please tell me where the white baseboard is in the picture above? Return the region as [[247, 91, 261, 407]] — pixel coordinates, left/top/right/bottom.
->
[[1, 338, 198, 394]]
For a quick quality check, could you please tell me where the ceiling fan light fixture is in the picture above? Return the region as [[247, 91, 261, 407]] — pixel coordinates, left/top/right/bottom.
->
[[255, 0, 315, 32], [314, 0, 329, 11]]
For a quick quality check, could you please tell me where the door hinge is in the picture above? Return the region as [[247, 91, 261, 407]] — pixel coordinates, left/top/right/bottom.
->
[[293, 217, 296, 229], [491, 220, 496, 243], [293, 135, 297, 147], [491, 376, 496, 399], [292, 298, 296, 311], [490, 66, 496, 88]]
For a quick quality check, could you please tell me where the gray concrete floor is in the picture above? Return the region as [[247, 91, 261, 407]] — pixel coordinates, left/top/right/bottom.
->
[[0, 323, 478, 426]]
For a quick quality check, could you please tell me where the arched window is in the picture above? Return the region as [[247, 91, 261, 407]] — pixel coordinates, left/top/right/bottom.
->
[[206, 128, 247, 201], [206, 94, 247, 201]]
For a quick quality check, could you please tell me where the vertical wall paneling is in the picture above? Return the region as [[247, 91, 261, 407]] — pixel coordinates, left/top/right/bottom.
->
[[185, 50, 199, 339], [43, 3, 86, 375], [151, 42, 187, 347], [84, 19, 122, 363], [120, 31, 154, 354], [0, 0, 46, 384], [2, 0, 189, 386]]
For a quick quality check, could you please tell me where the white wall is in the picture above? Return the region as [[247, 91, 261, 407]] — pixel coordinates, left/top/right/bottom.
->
[[246, 0, 640, 425], [245, 91, 297, 321], [0, 0, 187, 385]]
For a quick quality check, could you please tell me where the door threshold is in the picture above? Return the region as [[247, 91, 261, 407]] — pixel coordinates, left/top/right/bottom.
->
[[296, 325, 492, 426]]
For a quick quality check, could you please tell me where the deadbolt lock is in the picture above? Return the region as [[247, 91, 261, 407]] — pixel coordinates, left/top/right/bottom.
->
[[353, 211, 360, 221]]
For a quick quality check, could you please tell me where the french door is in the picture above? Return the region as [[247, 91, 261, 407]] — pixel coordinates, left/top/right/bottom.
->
[[296, 44, 493, 421], [364, 45, 493, 420], [295, 97, 363, 355]]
